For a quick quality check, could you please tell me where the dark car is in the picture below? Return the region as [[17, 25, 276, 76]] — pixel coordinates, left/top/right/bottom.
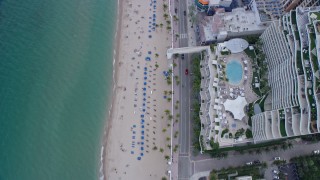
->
[[185, 69, 188, 75], [175, 8, 177, 13], [181, 54, 185, 60], [184, 11, 186, 16]]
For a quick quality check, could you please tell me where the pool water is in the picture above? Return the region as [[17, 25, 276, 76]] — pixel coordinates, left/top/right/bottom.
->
[[226, 60, 243, 85]]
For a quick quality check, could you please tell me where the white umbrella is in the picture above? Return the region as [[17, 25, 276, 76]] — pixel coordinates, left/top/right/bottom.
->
[[230, 88, 233, 92]]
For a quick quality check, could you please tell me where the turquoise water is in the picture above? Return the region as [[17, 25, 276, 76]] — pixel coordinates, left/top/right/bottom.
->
[[0, 0, 116, 179], [226, 60, 243, 85]]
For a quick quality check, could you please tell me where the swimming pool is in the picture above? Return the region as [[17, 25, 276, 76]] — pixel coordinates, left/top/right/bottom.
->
[[226, 60, 243, 85]]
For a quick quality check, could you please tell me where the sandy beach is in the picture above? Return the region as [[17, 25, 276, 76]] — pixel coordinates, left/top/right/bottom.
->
[[103, 0, 173, 179]]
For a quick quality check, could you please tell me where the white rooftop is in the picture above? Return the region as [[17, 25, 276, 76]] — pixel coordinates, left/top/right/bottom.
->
[[224, 38, 249, 53], [223, 96, 247, 120]]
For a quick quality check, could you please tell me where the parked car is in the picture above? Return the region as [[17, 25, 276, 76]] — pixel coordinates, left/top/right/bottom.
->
[[274, 157, 281, 160], [185, 69, 188, 75], [253, 160, 261, 165], [181, 54, 185, 60], [273, 175, 279, 179], [246, 162, 253, 165], [175, 8, 177, 13], [184, 11, 186, 16], [313, 150, 320, 154], [272, 170, 279, 174]]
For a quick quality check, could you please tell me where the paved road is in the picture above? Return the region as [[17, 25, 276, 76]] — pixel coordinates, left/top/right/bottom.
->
[[192, 141, 320, 176], [176, 0, 192, 179]]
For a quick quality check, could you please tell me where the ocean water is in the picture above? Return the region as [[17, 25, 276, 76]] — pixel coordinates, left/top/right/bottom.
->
[[0, 0, 116, 179]]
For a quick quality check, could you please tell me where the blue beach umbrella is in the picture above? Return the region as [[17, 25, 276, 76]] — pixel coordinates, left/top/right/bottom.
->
[[144, 76, 147, 80], [143, 103, 145, 106], [140, 153, 144, 156], [144, 72, 147, 75], [144, 82, 147, 85], [141, 147, 144, 150], [133, 125, 136, 128], [148, 51, 152, 54], [144, 67, 147, 71], [141, 119, 145, 123], [142, 109, 145, 112], [148, 30, 151, 32], [142, 130, 144, 134], [141, 136, 144, 140], [137, 157, 141, 160], [131, 151, 134, 154], [149, 35, 152, 38], [141, 142, 144, 145], [143, 98, 146, 101], [141, 114, 144, 118], [141, 125, 144, 128]]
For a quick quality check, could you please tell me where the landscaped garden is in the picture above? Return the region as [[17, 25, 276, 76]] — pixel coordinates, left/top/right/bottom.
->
[[290, 154, 320, 179], [209, 163, 266, 180]]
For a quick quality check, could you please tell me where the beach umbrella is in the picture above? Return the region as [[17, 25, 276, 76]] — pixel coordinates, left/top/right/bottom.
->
[[153, 14, 156, 17], [145, 57, 151, 61], [143, 109, 145, 112], [149, 35, 152, 38], [144, 72, 147, 75], [144, 67, 147, 70], [141, 114, 144, 118], [137, 157, 141, 160], [143, 93, 146, 96], [148, 30, 151, 32], [141, 125, 144, 128], [141, 130, 144, 134], [144, 76, 147, 80], [141, 147, 144, 150], [131, 151, 134, 154], [141, 142, 144, 145], [140, 153, 144, 156], [141, 136, 144, 140], [143, 98, 146, 101], [144, 82, 147, 85]]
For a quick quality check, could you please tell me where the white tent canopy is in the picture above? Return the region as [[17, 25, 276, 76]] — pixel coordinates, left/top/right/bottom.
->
[[223, 96, 247, 120]]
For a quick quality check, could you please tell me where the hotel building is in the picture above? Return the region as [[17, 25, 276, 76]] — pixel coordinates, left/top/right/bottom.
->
[[249, 0, 320, 23], [252, 6, 320, 142]]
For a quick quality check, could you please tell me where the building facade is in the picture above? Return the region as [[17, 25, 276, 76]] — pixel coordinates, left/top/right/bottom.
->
[[249, 0, 320, 23], [252, 6, 320, 142], [195, 0, 233, 13]]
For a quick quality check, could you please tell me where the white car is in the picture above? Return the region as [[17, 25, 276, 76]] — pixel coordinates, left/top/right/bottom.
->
[[274, 157, 281, 160], [246, 162, 253, 165], [272, 170, 279, 174], [273, 176, 279, 179], [313, 150, 320, 154]]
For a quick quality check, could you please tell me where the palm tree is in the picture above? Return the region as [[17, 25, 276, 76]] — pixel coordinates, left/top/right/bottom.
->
[[163, 13, 169, 20], [159, 148, 164, 153], [288, 142, 293, 149], [152, 146, 158, 150], [265, 147, 270, 153], [159, 23, 163, 28], [281, 143, 288, 150], [163, 4, 168, 11], [155, 53, 159, 58], [162, 128, 167, 132], [164, 155, 170, 160], [167, 144, 171, 149], [255, 149, 261, 154], [162, 177, 167, 180], [155, 63, 159, 69], [166, 20, 170, 25], [167, 97, 172, 102], [272, 146, 278, 151], [166, 137, 170, 141], [164, 90, 168, 96], [166, 26, 171, 31], [164, 109, 170, 115], [174, 131, 178, 138]]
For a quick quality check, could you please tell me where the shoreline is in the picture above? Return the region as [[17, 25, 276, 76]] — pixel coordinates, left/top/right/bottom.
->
[[99, 0, 123, 179]]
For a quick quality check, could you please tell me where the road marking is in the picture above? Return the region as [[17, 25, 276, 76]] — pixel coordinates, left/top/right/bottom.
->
[[179, 33, 188, 39]]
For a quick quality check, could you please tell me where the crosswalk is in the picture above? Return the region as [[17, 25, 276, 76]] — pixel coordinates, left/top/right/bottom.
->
[[179, 33, 188, 39]]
